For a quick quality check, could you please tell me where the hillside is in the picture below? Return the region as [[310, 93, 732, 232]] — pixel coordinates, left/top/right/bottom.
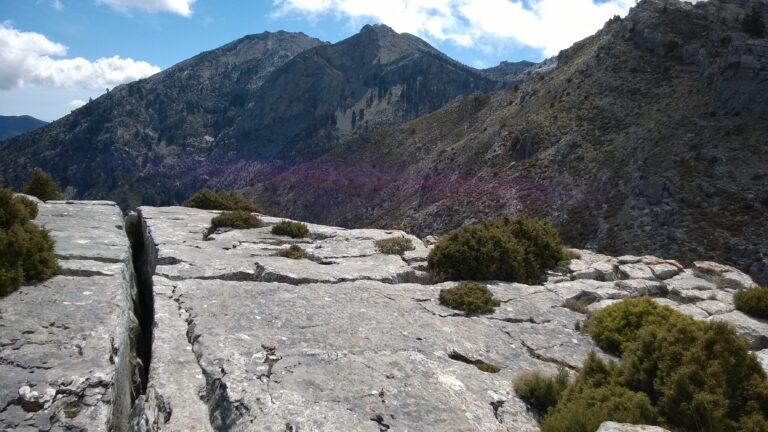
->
[[0, 26, 497, 208], [246, 0, 768, 284], [0, 115, 47, 140]]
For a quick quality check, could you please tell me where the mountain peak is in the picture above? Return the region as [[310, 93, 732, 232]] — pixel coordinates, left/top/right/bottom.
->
[[360, 23, 397, 36]]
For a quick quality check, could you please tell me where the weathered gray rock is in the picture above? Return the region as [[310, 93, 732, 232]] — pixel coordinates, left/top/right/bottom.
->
[[665, 271, 717, 292], [0, 201, 141, 432], [709, 311, 768, 350], [597, 422, 670, 432], [615, 279, 668, 297], [617, 263, 656, 281], [693, 261, 758, 290]]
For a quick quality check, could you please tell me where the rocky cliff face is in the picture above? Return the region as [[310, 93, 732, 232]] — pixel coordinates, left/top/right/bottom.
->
[[0, 25, 496, 209], [251, 0, 768, 284], [2, 202, 766, 431]]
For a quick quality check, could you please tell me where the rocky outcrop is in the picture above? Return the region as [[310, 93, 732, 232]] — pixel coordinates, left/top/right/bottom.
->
[[3, 202, 766, 431], [0, 200, 142, 431], [128, 206, 767, 431]]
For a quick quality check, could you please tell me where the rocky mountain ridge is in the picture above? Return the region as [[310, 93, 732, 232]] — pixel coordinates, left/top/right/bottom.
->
[[1, 200, 766, 431], [0, 25, 497, 209], [247, 0, 768, 284]]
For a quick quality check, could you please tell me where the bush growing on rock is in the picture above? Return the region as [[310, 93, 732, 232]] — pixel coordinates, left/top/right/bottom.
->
[[539, 298, 768, 431], [375, 237, 414, 255], [514, 367, 570, 417], [278, 245, 306, 260], [271, 221, 309, 238], [23, 168, 63, 201], [588, 296, 691, 355], [210, 211, 264, 230], [743, 6, 765, 38], [183, 188, 262, 212], [734, 287, 768, 319], [427, 215, 566, 284], [0, 188, 60, 296], [438, 282, 500, 315]]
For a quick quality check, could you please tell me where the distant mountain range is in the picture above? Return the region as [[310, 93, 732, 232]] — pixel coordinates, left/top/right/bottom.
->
[[1, 0, 766, 283], [0, 115, 47, 140]]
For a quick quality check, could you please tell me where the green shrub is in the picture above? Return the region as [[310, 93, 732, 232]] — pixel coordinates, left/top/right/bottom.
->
[[543, 297, 768, 431], [0, 189, 38, 228], [588, 296, 692, 355], [0, 188, 59, 296], [210, 211, 264, 230], [621, 319, 768, 431], [23, 168, 63, 201], [427, 215, 565, 283], [438, 282, 500, 316], [542, 383, 658, 432], [563, 298, 590, 314], [278, 245, 306, 260], [271, 220, 309, 238], [375, 237, 414, 255], [734, 287, 768, 320], [514, 367, 570, 417], [183, 188, 262, 212]]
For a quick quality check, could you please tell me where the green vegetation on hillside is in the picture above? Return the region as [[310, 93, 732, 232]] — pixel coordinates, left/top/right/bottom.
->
[[438, 282, 500, 316], [277, 244, 306, 260], [210, 211, 264, 230], [271, 220, 309, 238], [183, 188, 262, 212], [375, 237, 414, 255], [427, 215, 566, 284], [0, 188, 60, 296], [23, 168, 62, 201], [734, 287, 768, 319], [533, 297, 768, 432]]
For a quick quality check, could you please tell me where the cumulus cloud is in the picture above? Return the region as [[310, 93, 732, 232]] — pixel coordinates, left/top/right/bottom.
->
[[96, 0, 195, 16], [0, 22, 161, 90], [273, 0, 637, 57], [68, 99, 88, 108]]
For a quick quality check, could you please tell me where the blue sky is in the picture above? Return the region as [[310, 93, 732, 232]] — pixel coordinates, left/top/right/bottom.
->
[[0, 0, 637, 121]]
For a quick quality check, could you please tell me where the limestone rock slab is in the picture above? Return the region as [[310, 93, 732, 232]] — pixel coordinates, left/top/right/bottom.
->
[[0, 201, 139, 432]]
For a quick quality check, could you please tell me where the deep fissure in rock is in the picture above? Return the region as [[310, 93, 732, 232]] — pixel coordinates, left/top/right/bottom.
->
[[447, 351, 501, 373], [125, 212, 154, 394]]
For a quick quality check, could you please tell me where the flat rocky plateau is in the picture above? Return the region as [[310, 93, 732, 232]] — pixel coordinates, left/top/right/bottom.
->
[[1, 202, 766, 431]]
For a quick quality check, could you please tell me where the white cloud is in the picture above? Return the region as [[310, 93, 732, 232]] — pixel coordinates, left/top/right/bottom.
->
[[273, 0, 637, 57], [51, 0, 64, 11], [96, 0, 195, 16], [67, 99, 88, 108], [0, 22, 161, 90]]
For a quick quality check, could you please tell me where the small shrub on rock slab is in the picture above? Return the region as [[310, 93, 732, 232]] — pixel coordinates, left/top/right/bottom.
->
[[375, 237, 414, 255], [210, 211, 264, 230], [438, 282, 500, 316], [427, 214, 565, 284], [271, 221, 309, 238], [278, 245, 306, 260], [23, 168, 63, 201], [514, 367, 570, 417], [734, 287, 768, 319], [183, 188, 262, 212]]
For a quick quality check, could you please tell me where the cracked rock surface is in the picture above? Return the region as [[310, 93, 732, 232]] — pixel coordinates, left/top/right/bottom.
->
[[131, 207, 768, 431], [0, 201, 141, 432]]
